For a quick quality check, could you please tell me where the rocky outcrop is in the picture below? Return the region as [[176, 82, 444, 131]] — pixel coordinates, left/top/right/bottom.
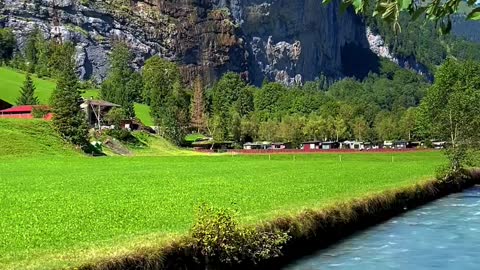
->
[[366, 26, 430, 78], [0, 0, 379, 85]]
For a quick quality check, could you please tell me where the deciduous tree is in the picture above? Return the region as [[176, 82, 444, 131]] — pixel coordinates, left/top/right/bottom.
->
[[419, 59, 480, 172]]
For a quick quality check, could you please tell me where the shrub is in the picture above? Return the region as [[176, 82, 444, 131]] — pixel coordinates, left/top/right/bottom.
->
[[32, 106, 50, 118], [190, 204, 290, 268], [105, 128, 135, 142]]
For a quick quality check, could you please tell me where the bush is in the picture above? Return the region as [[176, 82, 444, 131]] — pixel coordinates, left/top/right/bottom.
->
[[32, 106, 50, 118], [190, 204, 290, 268], [105, 128, 134, 142]]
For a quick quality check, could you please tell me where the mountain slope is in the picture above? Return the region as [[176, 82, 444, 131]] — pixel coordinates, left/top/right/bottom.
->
[[0, 0, 375, 85]]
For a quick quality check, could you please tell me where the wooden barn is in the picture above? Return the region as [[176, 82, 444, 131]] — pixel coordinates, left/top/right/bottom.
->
[[80, 99, 121, 128]]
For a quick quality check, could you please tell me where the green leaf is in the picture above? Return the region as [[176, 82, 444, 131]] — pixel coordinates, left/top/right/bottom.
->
[[467, 7, 480, 20], [382, 3, 397, 20], [322, 0, 332, 4], [397, 0, 412, 10], [468, 0, 476, 6], [352, 0, 363, 13]]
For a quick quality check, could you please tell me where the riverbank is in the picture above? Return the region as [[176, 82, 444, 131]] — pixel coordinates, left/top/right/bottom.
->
[[79, 170, 480, 270]]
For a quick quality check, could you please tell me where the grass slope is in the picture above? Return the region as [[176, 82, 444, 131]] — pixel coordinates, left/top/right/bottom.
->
[[0, 119, 80, 157], [0, 67, 153, 125], [0, 152, 444, 269], [129, 133, 202, 156]]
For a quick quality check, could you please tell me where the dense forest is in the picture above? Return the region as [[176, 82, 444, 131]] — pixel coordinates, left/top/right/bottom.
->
[[1, 15, 480, 147]]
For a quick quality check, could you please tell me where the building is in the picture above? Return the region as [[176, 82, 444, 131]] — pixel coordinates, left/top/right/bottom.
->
[[243, 142, 272, 150], [342, 140, 365, 150], [302, 141, 322, 151], [432, 141, 446, 149], [383, 140, 394, 149], [271, 142, 292, 150], [321, 141, 340, 150], [393, 140, 408, 149], [80, 99, 121, 128], [0, 99, 12, 111], [0, 105, 52, 120]]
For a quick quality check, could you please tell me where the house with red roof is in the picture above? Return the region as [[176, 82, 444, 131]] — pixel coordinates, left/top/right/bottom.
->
[[0, 105, 53, 120]]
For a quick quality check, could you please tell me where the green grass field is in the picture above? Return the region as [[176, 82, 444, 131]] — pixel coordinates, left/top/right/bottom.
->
[[0, 119, 80, 157], [0, 151, 445, 269], [0, 67, 153, 125]]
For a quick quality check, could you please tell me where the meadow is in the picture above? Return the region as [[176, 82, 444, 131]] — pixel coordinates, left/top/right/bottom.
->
[[0, 151, 445, 269], [0, 67, 153, 125]]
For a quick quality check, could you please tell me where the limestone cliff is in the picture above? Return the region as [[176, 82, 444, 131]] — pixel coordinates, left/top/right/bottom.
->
[[0, 0, 379, 85]]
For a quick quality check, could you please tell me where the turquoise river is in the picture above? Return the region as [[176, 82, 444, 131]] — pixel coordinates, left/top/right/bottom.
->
[[286, 186, 480, 270]]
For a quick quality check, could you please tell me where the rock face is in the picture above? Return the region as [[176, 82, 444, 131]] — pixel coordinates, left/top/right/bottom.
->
[[0, 0, 378, 85]]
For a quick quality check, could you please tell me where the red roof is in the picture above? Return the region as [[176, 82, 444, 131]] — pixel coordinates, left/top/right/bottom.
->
[[0, 105, 52, 114], [0, 105, 35, 114]]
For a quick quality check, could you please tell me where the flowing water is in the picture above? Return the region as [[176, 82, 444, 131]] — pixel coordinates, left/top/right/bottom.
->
[[286, 186, 480, 270]]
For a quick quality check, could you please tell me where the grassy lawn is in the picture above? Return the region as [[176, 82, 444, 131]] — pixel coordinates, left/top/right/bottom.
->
[[0, 119, 80, 157], [0, 67, 153, 125], [0, 151, 445, 269]]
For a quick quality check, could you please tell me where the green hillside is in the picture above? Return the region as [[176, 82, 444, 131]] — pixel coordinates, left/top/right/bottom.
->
[[0, 119, 80, 157], [0, 67, 153, 125]]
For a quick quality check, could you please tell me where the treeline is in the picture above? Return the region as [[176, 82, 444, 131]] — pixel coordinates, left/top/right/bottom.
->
[[0, 27, 434, 147], [199, 60, 427, 147], [367, 12, 480, 73], [98, 41, 429, 147], [1, 27, 77, 80]]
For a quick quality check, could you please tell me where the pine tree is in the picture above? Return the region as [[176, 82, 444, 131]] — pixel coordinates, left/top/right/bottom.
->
[[51, 47, 89, 150], [100, 42, 138, 118], [24, 27, 44, 73], [190, 76, 206, 133], [17, 73, 39, 105]]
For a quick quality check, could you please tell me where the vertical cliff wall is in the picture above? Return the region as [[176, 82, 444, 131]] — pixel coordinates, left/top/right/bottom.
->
[[0, 0, 379, 85]]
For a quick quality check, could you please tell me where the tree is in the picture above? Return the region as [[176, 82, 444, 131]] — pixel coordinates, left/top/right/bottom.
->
[[101, 42, 138, 118], [352, 116, 369, 141], [24, 27, 45, 73], [153, 81, 189, 145], [0, 28, 16, 64], [191, 76, 206, 133], [143, 56, 181, 105], [254, 82, 285, 116], [48, 42, 76, 79], [375, 112, 397, 141], [211, 72, 246, 116], [333, 116, 348, 142], [17, 73, 39, 105], [399, 107, 417, 141], [419, 59, 480, 173], [50, 46, 89, 149], [145, 56, 187, 144], [236, 86, 255, 117], [303, 115, 324, 141], [329, 0, 480, 34]]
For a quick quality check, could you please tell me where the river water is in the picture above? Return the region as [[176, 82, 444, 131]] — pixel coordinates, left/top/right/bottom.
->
[[286, 186, 480, 270]]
